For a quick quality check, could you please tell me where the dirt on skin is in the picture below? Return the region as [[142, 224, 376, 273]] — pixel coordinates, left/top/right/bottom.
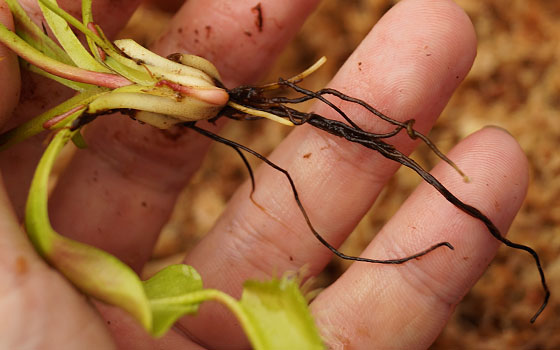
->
[[125, 0, 560, 348]]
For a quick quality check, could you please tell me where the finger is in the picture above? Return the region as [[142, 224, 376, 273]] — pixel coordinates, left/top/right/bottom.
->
[[179, 0, 475, 346], [0, 0, 20, 128], [0, 0, 143, 215], [153, 0, 318, 86], [48, 0, 319, 271], [311, 127, 529, 349]]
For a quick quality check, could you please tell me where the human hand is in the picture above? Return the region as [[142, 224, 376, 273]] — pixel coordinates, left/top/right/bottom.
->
[[0, 0, 529, 349]]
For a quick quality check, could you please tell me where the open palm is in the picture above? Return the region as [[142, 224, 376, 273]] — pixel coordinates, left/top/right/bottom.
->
[[0, 0, 528, 349]]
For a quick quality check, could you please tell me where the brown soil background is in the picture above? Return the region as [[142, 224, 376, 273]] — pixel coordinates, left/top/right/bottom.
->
[[124, 0, 560, 348]]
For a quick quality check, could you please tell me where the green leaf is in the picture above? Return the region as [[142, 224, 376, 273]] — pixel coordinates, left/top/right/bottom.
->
[[35, 0, 156, 85], [24, 129, 71, 254], [0, 89, 107, 150], [144, 265, 204, 337], [25, 128, 152, 330], [239, 277, 325, 350], [0, 21, 130, 88], [50, 234, 153, 330], [81, 0, 105, 64], [102, 56, 156, 85], [142, 270, 326, 346], [36, 0, 106, 49], [81, 0, 94, 25], [38, 0, 110, 72], [71, 129, 88, 148], [4, 0, 72, 64]]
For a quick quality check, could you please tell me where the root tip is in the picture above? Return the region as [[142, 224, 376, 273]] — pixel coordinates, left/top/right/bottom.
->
[[530, 291, 550, 323]]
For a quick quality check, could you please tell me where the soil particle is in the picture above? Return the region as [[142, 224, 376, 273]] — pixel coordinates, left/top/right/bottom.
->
[[251, 3, 263, 32]]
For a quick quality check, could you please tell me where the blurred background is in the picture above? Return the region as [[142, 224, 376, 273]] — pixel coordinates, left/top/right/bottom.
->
[[123, 0, 560, 348]]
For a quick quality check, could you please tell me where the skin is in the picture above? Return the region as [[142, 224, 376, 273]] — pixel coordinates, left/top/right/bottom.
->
[[0, 0, 529, 349]]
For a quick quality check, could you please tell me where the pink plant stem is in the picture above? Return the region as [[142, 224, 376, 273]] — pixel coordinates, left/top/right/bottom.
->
[[155, 80, 229, 106], [43, 105, 85, 129], [0, 25, 131, 88]]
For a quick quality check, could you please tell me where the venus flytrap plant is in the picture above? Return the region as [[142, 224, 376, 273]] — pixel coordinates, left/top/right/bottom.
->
[[0, 0, 550, 344]]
